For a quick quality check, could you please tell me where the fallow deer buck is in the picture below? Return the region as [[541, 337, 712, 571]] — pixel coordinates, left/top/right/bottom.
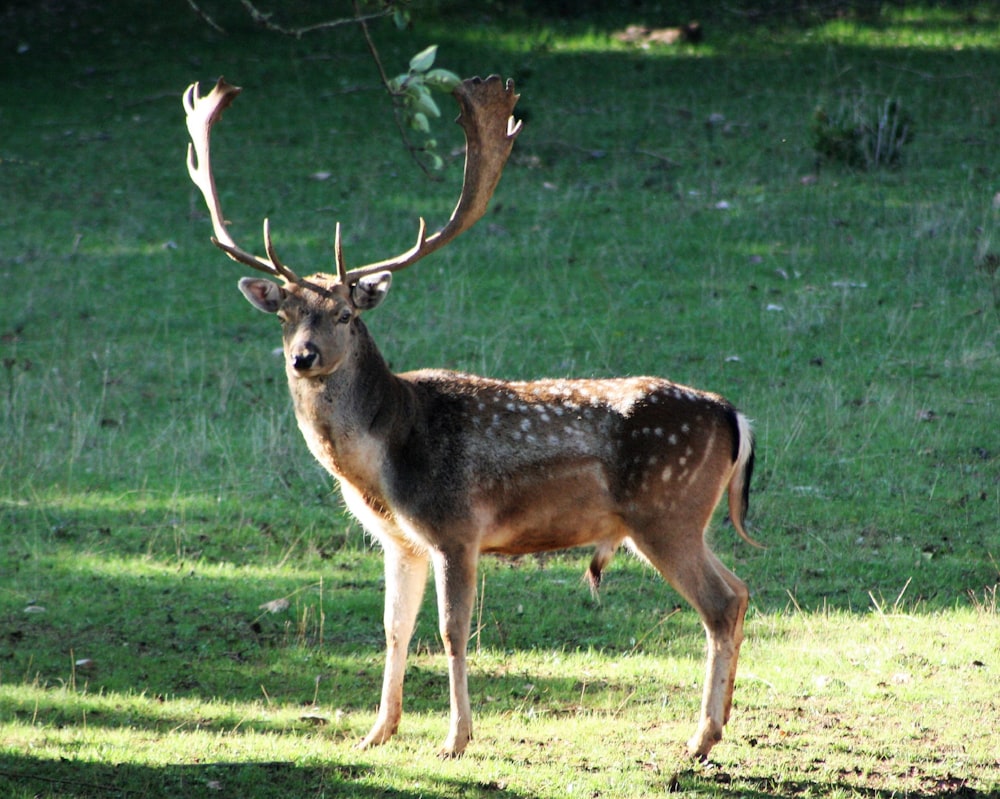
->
[[183, 75, 758, 760]]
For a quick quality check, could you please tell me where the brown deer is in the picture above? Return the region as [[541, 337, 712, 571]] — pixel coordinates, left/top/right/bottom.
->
[[183, 75, 758, 760]]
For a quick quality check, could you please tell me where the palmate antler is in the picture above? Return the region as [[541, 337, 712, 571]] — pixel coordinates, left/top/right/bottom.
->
[[183, 75, 522, 287], [184, 79, 301, 284]]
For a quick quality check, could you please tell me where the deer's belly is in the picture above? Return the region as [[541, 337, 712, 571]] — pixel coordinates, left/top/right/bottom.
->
[[475, 460, 625, 555]]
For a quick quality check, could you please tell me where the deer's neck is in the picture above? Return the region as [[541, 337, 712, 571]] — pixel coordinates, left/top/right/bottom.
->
[[287, 320, 411, 496]]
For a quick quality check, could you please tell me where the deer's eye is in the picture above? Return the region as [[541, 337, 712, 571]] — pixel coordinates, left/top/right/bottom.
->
[[336, 307, 353, 325]]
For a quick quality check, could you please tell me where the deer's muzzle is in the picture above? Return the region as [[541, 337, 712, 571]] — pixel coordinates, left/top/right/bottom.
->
[[291, 343, 319, 372]]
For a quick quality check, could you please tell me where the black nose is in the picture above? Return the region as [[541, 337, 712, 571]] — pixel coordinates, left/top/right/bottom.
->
[[292, 345, 318, 371]]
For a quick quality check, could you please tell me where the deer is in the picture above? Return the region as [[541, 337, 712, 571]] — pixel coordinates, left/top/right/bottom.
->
[[183, 75, 758, 760]]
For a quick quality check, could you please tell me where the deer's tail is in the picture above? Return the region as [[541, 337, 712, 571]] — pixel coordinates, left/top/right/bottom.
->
[[728, 411, 763, 548]]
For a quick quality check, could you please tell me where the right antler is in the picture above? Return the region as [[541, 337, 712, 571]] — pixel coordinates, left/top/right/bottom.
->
[[184, 75, 521, 287], [184, 78, 301, 284]]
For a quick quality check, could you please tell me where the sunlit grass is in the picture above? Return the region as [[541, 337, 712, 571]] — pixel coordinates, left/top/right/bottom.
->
[[809, 6, 1000, 50]]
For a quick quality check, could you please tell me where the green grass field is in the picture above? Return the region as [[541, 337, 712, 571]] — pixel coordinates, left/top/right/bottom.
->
[[1, 2, 998, 797]]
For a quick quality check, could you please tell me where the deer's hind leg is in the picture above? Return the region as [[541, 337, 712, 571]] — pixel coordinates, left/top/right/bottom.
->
[[628, 523, 749, 760]]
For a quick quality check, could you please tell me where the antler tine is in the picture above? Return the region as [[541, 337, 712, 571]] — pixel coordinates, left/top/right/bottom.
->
[[342, 75, 522, 284], [334, 222, 347, 284], [184, 78, 300, 284], [261, 218, 298, 281]]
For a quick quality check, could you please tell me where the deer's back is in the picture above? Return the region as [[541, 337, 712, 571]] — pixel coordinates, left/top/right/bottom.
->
[[378, 370, 742, 550]]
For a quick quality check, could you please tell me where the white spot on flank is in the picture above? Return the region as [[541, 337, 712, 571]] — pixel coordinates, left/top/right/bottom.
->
[[681, 423, 690, 433], [654, 428, 664, 437], [661, 466, 673, 482], [520, 418, 532, 432], [668, 434, 678, 445]]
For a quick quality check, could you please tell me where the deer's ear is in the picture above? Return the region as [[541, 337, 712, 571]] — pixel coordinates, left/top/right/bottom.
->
[[238, 277, 284, 313], [351, 271, 392, 311]]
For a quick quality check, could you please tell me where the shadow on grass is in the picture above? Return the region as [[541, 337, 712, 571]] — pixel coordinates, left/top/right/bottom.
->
[[0, 755, 531, 799], [674, 768, 995, 799], [0, 665, 647, 738], [3, 757, 994, 799]]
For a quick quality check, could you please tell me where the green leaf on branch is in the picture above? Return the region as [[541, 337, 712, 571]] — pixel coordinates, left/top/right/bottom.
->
[[410, 112, 430, 133], [409, 44, 437, 73], [411, 85, 441, 118], [390, 46, 459, 173], [424, 68, 461, 92]]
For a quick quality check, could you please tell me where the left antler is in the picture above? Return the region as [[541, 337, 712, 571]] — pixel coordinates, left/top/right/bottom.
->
[[183, 78, 301, 284], [338, 75, 522, 284]]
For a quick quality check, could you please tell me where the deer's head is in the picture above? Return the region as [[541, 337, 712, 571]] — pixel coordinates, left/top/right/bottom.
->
[[183, 76, 521, 380], [237, 272, 391, 379]]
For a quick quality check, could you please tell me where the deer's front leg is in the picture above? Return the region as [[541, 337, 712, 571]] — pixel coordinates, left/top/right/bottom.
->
[[430, 544, 479, 758], [359, 539, 429, 750]]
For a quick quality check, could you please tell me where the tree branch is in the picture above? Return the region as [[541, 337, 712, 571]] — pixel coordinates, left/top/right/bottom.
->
[[241, 0, 392, 38], [352, 0, 441, 179], [186, 0, 226, 33]]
